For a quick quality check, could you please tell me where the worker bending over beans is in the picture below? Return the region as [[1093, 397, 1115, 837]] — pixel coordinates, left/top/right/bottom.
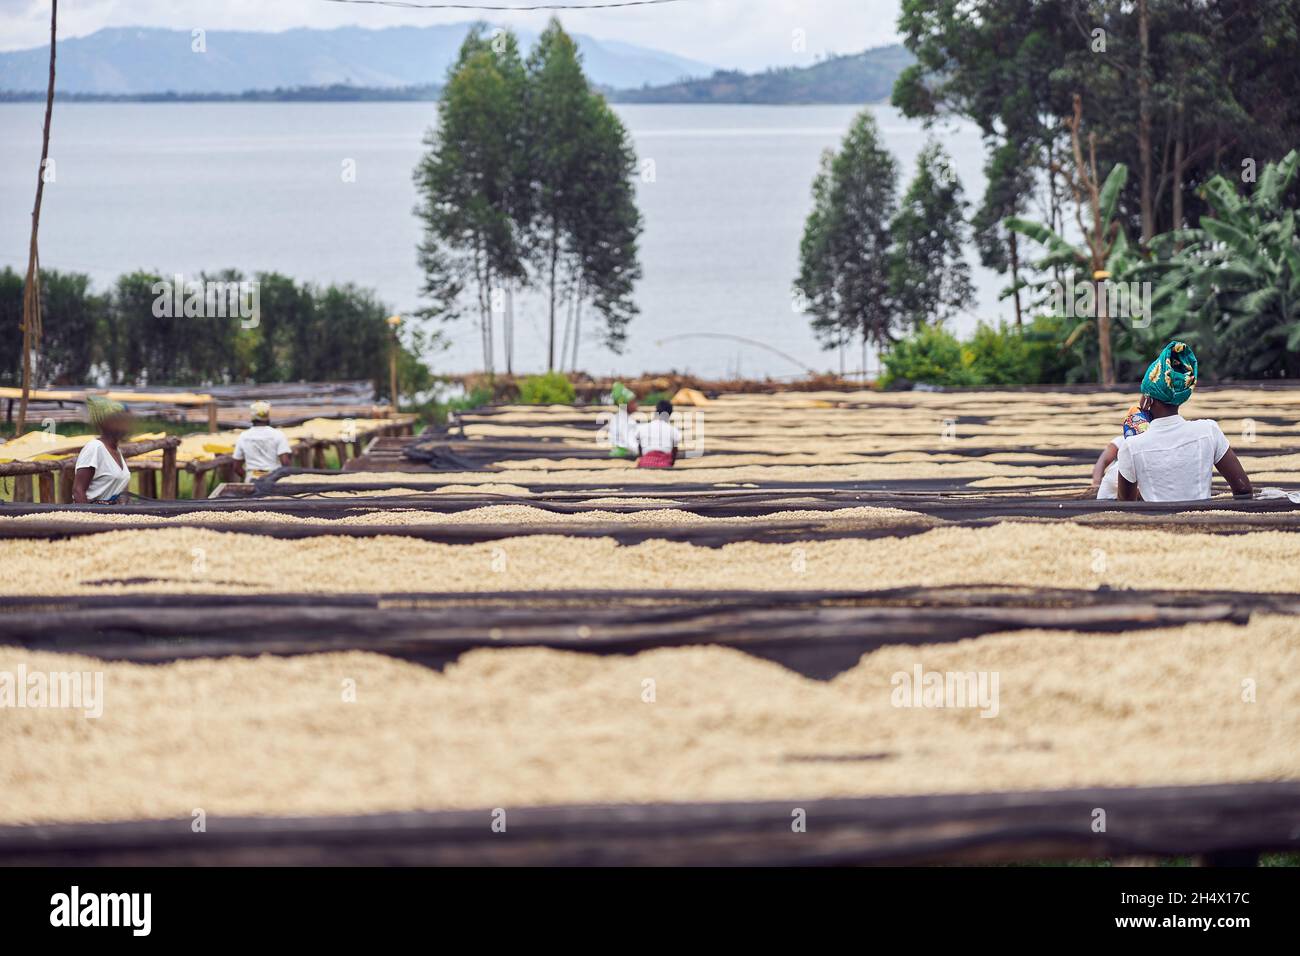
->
[[1116, 341, 1252, 502], [607, 382, 640, 459], [232, 400, 292, 481]]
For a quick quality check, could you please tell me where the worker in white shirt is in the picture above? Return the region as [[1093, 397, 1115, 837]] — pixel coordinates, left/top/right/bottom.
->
[[1116, 341, 1252, 502], [232, 401, 292, 480], [71, 396, 135, 504], [634, 399, 682, 469]]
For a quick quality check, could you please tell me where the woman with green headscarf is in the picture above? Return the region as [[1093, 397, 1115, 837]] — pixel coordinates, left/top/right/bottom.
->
[[1115, 341, 1252, 501], [71, 396, 135, 504]]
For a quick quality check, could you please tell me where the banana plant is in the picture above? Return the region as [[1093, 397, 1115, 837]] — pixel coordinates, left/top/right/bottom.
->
[[1005, 164, 1151, 383], [1151, 150, 1300, 379]]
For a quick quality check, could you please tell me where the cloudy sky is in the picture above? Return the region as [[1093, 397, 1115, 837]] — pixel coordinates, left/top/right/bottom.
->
[[0, 0, 901, 70]]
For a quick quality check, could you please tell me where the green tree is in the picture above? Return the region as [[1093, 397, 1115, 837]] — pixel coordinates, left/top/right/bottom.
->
[[0, 268, 27, 386], [253, 271, 312, 381], [415, 25, 529, 376], [562, 91, 642, 366], [796, 109, 899, 366], [896, 0, 1300, 253], [526, 19, 598, 370], [888, 141, 973, 329], [36, 270, 106, 385]]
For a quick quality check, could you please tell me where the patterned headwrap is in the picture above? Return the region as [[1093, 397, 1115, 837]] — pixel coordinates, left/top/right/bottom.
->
[[250, 400, 272, 421], [86, 395, 128, 429], [610, 382, 636, 406], [1122, 404, 1150, 438], [1141, 341, 1198, 406]]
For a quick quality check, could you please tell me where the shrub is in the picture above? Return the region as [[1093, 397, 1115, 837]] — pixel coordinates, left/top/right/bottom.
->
[[883, 318, 1074, 388], [517, 371, 576, 404], [881, 324, 980, 387]]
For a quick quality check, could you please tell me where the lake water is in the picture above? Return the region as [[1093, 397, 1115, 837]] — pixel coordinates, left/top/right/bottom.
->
[[0, 102, 1000, 379]]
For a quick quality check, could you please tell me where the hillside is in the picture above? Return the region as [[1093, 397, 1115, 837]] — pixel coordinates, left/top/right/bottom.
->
[[609, 45, 914, 105], [0, 24, 714, 95]]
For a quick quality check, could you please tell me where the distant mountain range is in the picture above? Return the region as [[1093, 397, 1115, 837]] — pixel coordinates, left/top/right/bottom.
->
[[610, 46, 914, 104], [0, 27, 912, 106], [0, 24, 715, 95]]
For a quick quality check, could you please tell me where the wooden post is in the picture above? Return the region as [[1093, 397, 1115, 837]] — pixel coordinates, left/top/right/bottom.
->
[[206, 400, 219, 434], [332, 440, 348, 467], [59, 462, 74, 503], [312, 443, 326, 469], [193, 467, 210, 501], [37, 471, 55, 503], [13, 474, 34, 502], [136, 467, 157, 499], [161, 444, 178, 499], [15, 0, 58, 438]]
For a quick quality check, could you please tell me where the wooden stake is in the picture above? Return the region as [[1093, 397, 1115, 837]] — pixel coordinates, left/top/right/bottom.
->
[[16, 0, 57, 437], [161, 444, 178, 499]]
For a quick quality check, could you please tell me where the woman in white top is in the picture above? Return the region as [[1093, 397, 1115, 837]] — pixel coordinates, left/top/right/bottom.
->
[[1115, 341, 1252, 502], [634, 399, 682, 469], [72, 397, 134, 504]]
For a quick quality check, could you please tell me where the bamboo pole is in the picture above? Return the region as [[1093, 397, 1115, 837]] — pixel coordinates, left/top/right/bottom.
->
[[17, 0, 58, 437]]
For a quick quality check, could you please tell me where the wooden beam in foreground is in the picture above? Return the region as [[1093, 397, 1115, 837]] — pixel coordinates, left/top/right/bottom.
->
[[0, 589, 1288, 679], [0, 782, 1295, 866]]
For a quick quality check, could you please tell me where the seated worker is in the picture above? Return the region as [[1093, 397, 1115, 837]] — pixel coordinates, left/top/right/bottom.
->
[[608, 382, 639, 459], [1090, 402, 1150, 499], [1116, 341, 1253, 501], [72, 396, 135, 504], [634, 399, 682, 469], [232, 400, 292, 481]]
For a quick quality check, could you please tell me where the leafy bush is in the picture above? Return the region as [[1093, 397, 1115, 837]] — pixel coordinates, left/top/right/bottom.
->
[[966, 318, 1073, 385], [881, 324, 980, 387], [517, 371, 576, 404], [884, 319, 1073, 388]]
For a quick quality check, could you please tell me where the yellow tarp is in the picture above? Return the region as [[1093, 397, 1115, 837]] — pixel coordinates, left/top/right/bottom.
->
[[133, 418, 400, 464], [3, 418, 401, 465], [670, 387, 712, 406], [0, 387, 83, 402], [0, 431, 166, 464], [0, 388, 213, 405]]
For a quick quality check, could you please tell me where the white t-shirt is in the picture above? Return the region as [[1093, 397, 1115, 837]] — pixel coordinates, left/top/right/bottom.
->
[[233, 425, 292, 475], [74, 438, 131, 502], [1096, 435, 1125, 500], [1115, 415, 1230, 501], [634, 417, 682, 456]]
